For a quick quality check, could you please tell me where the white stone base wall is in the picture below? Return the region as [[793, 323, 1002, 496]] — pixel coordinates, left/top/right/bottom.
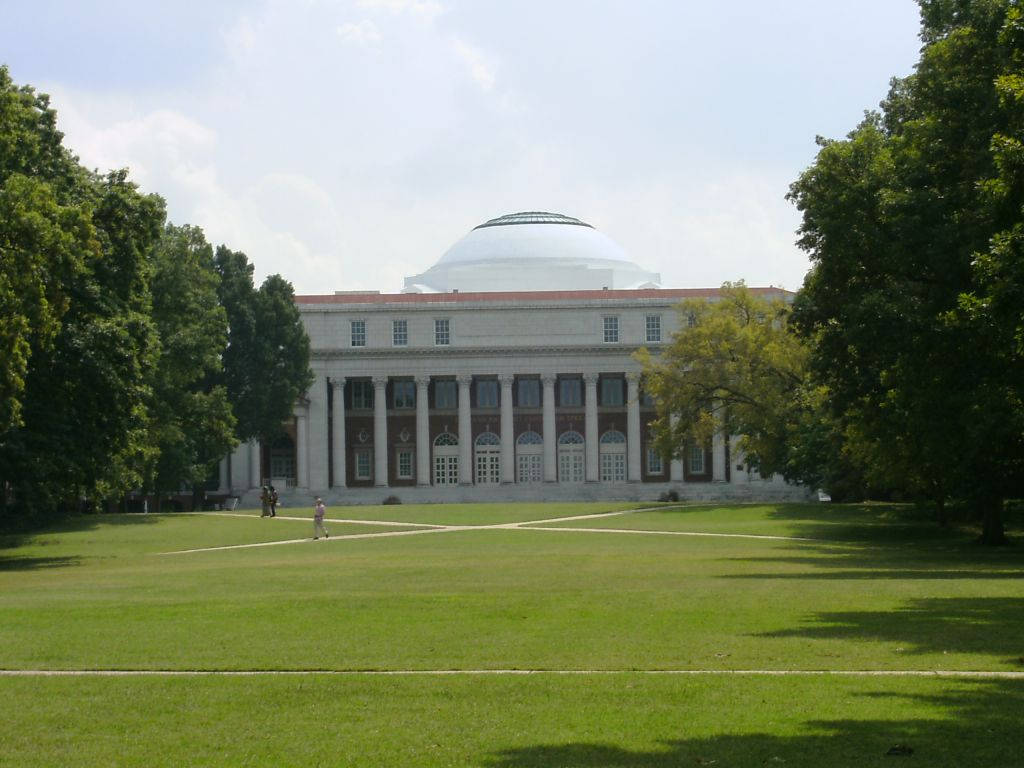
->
[[238, 482, 814, 510]]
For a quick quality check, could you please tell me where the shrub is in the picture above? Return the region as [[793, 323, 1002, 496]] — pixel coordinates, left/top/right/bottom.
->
[[382, 495, 402, 505], [658, 490, 680, 503]]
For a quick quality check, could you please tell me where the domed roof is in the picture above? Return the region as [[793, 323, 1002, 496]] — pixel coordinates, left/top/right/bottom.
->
[[403, 211, 660, 293], [437, 211, 632, 266]]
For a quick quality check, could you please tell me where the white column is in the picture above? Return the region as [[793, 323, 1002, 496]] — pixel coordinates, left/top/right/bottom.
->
[[229, 442, 249, 492], [249, 438, 261, 488], [457, 374, 473, 485], [416, 375, 431, 486], [730, 436, 748, 484], [626, 372, 641, 482], [542, 374, 556, 482], [331, 377, 346, 488], [712, 401, 727, 482], [584, 373, 599, 482], [373, 376, 389, 487], [218, 456, 229, 493], [308, 375, 329, 491], [669, 413, 684, 482], [499, 374, 515, 483], [296, 411, 309, 489]]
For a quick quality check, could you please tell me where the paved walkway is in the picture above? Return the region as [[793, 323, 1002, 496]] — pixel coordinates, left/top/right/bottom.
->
[[2, 668, 1023, 678], [159, 507, 815, 555]]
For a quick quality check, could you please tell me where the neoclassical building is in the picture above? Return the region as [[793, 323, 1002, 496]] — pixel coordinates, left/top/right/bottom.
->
[[221, 212, 807, 503]]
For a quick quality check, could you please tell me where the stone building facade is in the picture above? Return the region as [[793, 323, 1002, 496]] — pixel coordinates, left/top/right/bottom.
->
[[219, 213, 808, 504]]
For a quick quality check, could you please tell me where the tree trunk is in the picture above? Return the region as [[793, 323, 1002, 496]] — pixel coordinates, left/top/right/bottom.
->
[[978, 495, 1007, 546]]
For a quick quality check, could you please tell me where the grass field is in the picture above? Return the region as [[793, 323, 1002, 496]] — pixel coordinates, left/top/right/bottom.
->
[[1, 502, 1022, 766]]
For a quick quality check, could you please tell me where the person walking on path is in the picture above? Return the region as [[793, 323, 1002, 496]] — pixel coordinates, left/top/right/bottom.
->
[[313, 497, 329, 540], [269, 485, 278, 517], [260, 486, 271, 518]]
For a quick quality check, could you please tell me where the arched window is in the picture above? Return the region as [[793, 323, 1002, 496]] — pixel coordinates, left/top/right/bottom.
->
[[557, 430, 585, 483], [433, 432, 459, 485], [599, 430, 626, 483], [474, 431, 501, 484], [516, 431, 543, 483]]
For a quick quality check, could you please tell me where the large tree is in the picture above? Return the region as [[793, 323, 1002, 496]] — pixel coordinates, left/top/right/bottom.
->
[[789, 0, 1024, 543], [0, 67, 164, 526], [639, 284, 831, 488], [215, 246, 312, 445], [146, 224, 236, 502]]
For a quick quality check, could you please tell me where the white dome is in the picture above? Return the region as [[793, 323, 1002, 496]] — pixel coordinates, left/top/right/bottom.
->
[[403, 212, 660, 293]]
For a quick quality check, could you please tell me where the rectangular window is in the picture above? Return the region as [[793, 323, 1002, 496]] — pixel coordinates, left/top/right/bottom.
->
[[355, 450, 372, 480], [351, 319, 366, 347], [392, 319, 408, 347], [603, 315, 619, 343], [601, 378, 624, 407], [687, 312, 697, 328], [689, 442, 706, 474], [476, 379, 498, 408], [393, 380, 415, 409], [434, 380, 457, 409], [641, 390, 656, 407], [517, 378, 540, 407], [351, 380, 373, 410], [647, 447, 664, 475], [646, 314, 662, 343], [434, 318, 450, 346], [559, 378, 582, 407], [396, 449, 413, 480]]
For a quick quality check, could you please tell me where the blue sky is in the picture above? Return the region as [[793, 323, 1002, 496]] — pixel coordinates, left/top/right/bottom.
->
[[1, 1, 922, 294]]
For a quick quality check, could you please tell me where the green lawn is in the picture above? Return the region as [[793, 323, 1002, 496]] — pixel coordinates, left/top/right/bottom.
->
[[1, 501, 1021, 766]]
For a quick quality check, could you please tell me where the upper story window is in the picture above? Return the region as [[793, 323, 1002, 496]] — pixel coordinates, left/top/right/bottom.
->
[[392, 319, 408, 347], [687, 312, 697, 328], [640, 390, 656, 407], [601, 377, 624, 407], [476, 379, 498, 408], [434, 380, 457, 409], [434, 318, 450, 346], [393, 380, 415, 409], [603, 315, 619, 343], [559, 378, 582, 407], [517, 379, 540, 407], [646, 314, 662, 343], [351, 319, 366, 347], [351, 380, 373, 410]]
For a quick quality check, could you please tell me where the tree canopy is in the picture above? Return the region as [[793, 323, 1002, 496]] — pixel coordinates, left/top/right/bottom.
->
[[0, 67, 311, 529], [788, 0, 1024, 542]]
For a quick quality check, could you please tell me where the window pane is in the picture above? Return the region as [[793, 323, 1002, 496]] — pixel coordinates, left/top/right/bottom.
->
[[435, 381, 457, 409], [517, 379, 540, 407], [352, 381, 373, 409], [477, 380, 498, 408], [434, 318, 450, 346], [393, 381, 415, 409], [559, 378, 582, 407], [646, 314, 661, 342], [351, 320, 366, 347], [603, 316, 619, 343], [601, 378, 624, 406], [392, 319, 408, 346]]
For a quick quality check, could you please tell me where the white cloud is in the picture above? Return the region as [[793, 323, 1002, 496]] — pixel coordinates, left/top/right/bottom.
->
[[337, 19, 382, 46], [355, 0, 445, 19], [451, 37, 496, 92]]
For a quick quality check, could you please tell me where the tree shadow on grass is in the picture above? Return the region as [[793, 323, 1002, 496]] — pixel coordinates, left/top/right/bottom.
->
[[0, 554, 82, 571], [758, 597, 1024, 666], [0, 513, 159, 557], [484, 679, 1024, 768]]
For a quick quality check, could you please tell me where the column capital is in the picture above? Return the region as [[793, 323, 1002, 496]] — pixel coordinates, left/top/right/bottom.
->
[[414, 374, 431, 388], [456, 374, 473, 386], [583, 372, 600, 386], [498, 374, 515, 387], [625, 371, 641, 384], [541, 373, 557, 387], [329, 376, 346, 389], [372, 375, 389, 389]]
